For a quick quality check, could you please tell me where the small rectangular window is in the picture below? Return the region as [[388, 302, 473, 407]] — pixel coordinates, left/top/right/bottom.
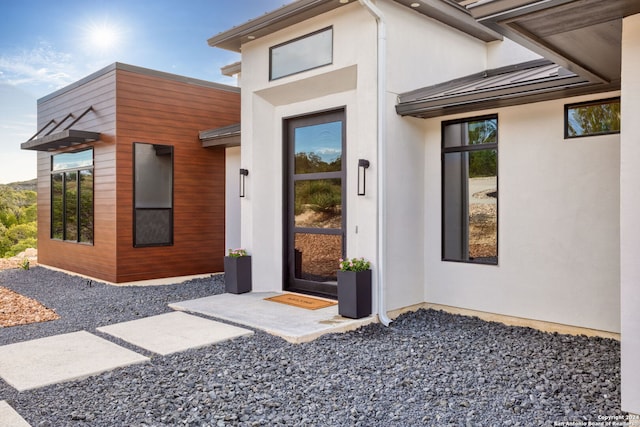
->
[[565, 97, 620, 138], [52, 149, 93, 171], [270, 27, 333, 80], [442, 116, 498, 265], [134, 143, 173, 247]]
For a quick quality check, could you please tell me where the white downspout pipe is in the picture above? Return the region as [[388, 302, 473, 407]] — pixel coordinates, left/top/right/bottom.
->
[[358, 0, 392, 326]]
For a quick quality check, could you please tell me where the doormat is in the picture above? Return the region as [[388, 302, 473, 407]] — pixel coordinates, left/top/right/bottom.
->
[[265, 293, 337, 310]]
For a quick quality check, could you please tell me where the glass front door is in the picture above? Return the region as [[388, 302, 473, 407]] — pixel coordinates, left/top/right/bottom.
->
[[285, 109, 345, 297]]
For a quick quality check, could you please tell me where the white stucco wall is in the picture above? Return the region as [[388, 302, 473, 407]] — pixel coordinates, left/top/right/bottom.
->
[[225, 146, 241, 251], [422, 93, 621, 333], [620, 12, 640, 415], [381, 0, 491, 311], [236, 0, 495, 313], [486, 38, 541, 69], [382, 0, 487, 95], [238, 3, 379, 295]]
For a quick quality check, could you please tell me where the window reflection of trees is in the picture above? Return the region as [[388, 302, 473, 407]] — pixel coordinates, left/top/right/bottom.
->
[[50, 149, 93, 243], [566, 99, 620, 137]]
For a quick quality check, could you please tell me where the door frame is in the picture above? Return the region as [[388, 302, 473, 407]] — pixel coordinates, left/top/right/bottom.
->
[[282, 107, 347, 298]]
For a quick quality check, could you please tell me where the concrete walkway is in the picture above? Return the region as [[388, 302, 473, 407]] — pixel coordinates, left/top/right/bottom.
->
[[0, 292, 371, 426], [0, 401, 30, 427], [170, 292, 377, 343], [0, 331, 149, 392], [0, 312, 254, 427], [97, 311, 254, 355]]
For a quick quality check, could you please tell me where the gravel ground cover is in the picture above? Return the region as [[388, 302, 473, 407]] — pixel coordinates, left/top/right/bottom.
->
[[0, 267, 625, 426]]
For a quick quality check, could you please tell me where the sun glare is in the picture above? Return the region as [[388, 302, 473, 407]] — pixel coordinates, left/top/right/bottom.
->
[[83, 20, 123, 54]]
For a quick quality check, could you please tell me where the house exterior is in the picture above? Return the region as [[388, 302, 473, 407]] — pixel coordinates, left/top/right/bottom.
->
[[21, 63, 240, 283], [208, 0, 640, 414]]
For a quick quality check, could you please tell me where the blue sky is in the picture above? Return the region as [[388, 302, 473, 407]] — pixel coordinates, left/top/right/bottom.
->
[[0, 0, 289, 184]]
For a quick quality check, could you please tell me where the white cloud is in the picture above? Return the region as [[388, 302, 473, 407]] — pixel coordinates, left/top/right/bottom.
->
[[0, 41, 79, 94]]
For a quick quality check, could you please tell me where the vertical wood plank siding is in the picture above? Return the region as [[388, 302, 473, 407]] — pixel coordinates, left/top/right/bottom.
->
[[35, 65, 240, 283]]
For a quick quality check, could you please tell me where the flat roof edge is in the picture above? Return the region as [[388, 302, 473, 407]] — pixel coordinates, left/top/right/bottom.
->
[[38, 62, 239, 104]]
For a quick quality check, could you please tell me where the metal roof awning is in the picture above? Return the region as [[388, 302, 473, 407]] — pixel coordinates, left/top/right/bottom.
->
[[21, 106, 100, 151], [395, 59, 606, 119], [200, 123, 241, 148], [20, 129, 101, 151]]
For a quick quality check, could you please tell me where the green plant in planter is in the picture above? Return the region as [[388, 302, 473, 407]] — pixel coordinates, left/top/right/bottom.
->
[[337, 257, 372, 319], [227, 248, 248, 257], [338, 257, 370, 272], [225, 249, 251, 294]]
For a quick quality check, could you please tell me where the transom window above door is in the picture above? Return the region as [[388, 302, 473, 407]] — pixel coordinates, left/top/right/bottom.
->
[[270, 27, 333, 80]]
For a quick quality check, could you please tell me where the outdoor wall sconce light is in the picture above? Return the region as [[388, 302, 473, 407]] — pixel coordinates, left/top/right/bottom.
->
[[239, 168, 249, 198], [357, 159, 370, 196]]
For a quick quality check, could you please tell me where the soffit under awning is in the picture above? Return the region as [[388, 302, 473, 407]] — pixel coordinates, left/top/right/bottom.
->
[[395, 59, 612, 119], [200, 123, 241, 148], [460, 0, 640, 85]]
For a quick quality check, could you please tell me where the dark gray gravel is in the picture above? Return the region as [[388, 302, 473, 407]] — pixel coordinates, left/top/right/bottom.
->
[[0, 267, 625, 426]]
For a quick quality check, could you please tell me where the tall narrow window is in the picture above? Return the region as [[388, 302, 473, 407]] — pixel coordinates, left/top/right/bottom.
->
[[442, 116, 498, 265], [50, 148, 94, 243], [134, 143, 173, 247]]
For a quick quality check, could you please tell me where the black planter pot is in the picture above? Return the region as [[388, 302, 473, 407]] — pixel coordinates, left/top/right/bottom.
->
[[337, 269, 372, 319], [224, 256, 252, 294]]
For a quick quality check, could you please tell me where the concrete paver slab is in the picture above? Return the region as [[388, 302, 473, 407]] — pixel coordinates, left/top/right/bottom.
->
[[0, 331, 148, 392], [97, 311, 254, 355], [0, 401, 31, 427], [170, 292, 376, 343]]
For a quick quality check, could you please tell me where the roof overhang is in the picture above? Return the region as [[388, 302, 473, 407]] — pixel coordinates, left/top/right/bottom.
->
[[462, 0, 640, 85], [207, 0, 502, 53], [221, 61, 242, 77], [20, 129, 101, 152], [207, 0, 350, 52], [200, 123, 241, 148], [393, 0, 502, 42], [395, 59, 617, 119]]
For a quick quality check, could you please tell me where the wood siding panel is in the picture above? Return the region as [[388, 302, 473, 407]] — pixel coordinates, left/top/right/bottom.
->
[[35, 70, 118, 282], [34, 65, 239, 283], [113, 69, 240, 282]]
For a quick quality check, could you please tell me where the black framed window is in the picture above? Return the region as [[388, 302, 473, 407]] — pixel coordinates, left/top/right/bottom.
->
[[50, 148, 94, 243], [565, 97, 620, 138], [270, 27, 333, 80], [442, 115, 498, 265], [133, 142, 173, 247]]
